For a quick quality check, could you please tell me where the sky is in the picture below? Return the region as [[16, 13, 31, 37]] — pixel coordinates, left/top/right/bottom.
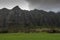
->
[[0, 0, 29, 10], [26, 0, 60, 12], [0, 0, 60, 12]]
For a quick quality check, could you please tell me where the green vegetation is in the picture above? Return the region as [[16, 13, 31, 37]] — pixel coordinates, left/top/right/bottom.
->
[[0, 33, 60, 40]]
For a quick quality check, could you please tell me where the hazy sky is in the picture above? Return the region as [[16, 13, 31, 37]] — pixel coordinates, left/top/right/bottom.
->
[[0, 0, 29, 10], [27, 0, 60, 12], [0, 0, 60, 11]]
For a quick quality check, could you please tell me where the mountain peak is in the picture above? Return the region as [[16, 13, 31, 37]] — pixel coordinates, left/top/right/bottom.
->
[[2, 8, 8, 10], [0, 8, 9, 12], [12, 6, 21, 11]]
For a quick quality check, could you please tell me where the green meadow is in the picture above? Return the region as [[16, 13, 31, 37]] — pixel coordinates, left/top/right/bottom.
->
[[0, 33, 60, 40]]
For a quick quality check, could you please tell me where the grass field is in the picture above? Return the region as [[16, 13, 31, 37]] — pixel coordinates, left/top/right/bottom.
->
[[0, 33, 60, 40]]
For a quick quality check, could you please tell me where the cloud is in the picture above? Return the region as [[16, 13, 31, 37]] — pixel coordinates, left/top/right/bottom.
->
[[0, 0, 29, 10], [26, 0, 60, 11]]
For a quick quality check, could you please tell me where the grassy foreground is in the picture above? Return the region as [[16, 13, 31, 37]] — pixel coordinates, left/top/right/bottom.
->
[[0, 33, 60, 40]]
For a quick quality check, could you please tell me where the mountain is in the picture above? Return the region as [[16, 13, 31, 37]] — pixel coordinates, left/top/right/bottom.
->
[[0, 6, 60, 33]]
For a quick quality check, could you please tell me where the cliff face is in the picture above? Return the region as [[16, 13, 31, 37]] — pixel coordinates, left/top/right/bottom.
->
[[0, 6, 60, 32]]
